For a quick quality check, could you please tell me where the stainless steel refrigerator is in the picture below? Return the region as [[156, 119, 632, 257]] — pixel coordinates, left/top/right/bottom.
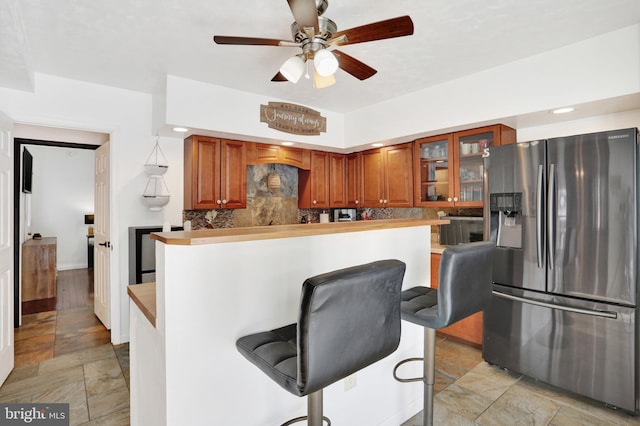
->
[[482, 128, 639, 413]]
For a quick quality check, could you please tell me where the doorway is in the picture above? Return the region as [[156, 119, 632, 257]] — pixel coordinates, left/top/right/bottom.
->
[[13, 137, 109, 365]]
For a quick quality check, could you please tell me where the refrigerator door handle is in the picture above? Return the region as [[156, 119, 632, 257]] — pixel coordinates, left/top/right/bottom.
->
[[492, 290, 618, 319], [547, 163, 556, 270], [536, 164, 544, 269]]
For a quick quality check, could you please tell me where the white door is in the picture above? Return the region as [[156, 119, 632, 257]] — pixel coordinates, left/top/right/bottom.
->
[[0, 111, 14, 385], [94, 141, 110, 329]]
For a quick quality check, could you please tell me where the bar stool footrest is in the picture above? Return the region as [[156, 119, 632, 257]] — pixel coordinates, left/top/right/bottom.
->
[[393, 357, 425, 383], [281, 415, 331, 426]]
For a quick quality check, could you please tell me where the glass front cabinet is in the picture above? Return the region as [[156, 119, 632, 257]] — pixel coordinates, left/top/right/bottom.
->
[[414, 124, 516, 208]]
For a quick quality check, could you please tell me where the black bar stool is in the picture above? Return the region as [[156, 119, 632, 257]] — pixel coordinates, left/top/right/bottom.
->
[[393, 241, 494, 426], [236, 259, 407, 426]]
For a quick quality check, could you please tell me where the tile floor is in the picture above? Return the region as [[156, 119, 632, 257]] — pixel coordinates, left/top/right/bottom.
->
[[0, 343, 129, 425], [1, 268, 130, 425], [14, 306, 111, 366], [3, 274, 638, 425], [400, 337, 639, 426]]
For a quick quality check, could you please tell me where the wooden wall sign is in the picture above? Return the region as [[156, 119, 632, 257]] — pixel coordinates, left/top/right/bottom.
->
[[260, 102, 327, 136]]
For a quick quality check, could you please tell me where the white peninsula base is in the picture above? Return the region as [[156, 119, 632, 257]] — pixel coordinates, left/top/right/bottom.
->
[[130, 220, 443, 425]]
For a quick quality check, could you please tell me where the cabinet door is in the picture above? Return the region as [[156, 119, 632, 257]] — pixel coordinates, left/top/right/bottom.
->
[[220, 139, 246, 209], [345, 152, 362, 207], [184, 136, 221, 210], [329, 153, 347, 207], [384, 143, 413, 207], [452, 124, 515, 207], [299, 150, 330, 208], [361, 148, 385, 207], [414, 134, 454, 207]]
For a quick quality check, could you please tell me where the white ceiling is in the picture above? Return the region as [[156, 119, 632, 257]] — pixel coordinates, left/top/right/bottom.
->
[[1, 0, 639, 115]]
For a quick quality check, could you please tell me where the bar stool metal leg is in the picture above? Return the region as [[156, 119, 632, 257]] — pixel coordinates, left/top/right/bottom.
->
[[308, 391, 323, 426], [392, 327, 438, 426], [423, 328, 436, 426], [281, 390, 331, 426]]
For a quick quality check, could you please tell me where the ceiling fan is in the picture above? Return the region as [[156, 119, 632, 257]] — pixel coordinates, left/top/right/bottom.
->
[[213, 0, 414, 88]]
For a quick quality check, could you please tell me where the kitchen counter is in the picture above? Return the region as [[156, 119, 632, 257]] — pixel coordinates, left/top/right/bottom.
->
[[131, 219, 442, 425], [150, 218, 449, 245], [127, 283, 156, 327]]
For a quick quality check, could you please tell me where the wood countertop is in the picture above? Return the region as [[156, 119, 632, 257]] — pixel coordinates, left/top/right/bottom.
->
[[127, 282, 156, 327], [150, 218, 449, 246]]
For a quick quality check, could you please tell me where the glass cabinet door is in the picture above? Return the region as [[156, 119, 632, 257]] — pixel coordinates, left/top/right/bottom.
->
[[414, 134, 453, 205], [456, 130, 494, 204]]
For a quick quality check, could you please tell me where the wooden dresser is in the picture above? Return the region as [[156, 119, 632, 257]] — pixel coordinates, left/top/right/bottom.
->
[[22, 237, 57, 302]]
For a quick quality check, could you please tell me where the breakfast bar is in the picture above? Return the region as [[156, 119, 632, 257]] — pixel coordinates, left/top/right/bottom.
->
[[129, 218, 447, 426]]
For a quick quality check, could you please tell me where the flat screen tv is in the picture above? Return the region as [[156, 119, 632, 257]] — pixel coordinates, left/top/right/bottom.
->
[[22, 148, 33, 193]]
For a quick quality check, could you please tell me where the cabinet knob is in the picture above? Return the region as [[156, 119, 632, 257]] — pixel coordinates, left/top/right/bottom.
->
[[447, 197, 452, 202], [379, 199, 383, 204], [453, 197, 458, 202], [217, 200, 222, 205], [222, 199, 227, 204], [312, 200, 317, 205], [355, 200, 359, 204], [384, 199, 388, 204]]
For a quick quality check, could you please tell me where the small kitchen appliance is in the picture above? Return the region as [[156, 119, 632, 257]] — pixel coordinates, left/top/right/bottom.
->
[[333, 208, 356, 222]]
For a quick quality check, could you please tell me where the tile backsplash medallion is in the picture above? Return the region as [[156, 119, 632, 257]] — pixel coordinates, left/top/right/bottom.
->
[[183, 164, 483, 230]]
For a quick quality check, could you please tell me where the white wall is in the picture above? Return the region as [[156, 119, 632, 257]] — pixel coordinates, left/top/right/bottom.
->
[[165, 75, 346, 150], [345, 24, 640, 147], [516, 109, 640, 142], [0, 74, 184, 344], [25, 145, 94, 270]]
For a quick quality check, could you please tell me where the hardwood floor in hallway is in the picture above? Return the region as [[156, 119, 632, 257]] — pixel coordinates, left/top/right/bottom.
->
[[2, 268, 130, 425], [15, 269, 110, 366]]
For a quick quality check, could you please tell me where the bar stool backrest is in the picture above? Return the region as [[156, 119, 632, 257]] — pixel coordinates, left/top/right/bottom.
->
[[437, 241, 494, 326], [296, 259, 406, 395]]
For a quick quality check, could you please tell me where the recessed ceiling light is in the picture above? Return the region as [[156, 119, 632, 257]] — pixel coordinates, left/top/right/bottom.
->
[[281, 142, 294, 146], [552, 107, 575, 114], [173, 127, 189, 133], [372, 143, 384, 147]]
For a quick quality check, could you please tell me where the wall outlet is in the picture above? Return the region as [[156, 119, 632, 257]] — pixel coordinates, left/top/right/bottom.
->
[[344, 373, 357, 391]]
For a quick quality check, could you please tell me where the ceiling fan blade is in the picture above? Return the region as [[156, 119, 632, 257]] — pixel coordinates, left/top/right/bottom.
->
[[331, 15, 414, 45], [213, 35, 296, 47], [287, 0, 319, 32], [332, 50, 377, 81], [271, 72, 289, 82]]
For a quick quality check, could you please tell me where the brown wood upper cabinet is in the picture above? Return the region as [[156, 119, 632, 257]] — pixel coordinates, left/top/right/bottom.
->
[[329, 153, 347, 207], [414, 124, 515, 208], [184, 136, 247, 210], [299, 150, 330, 209], [361, 143, 413, 208], [246, 142, 311, 170], [345, 152, 362, 207]]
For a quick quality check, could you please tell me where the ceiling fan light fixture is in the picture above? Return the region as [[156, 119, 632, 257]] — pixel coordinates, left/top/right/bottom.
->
[[314, 49, 339, 77], [280, 55, 305, 83], [313, 69, 336, 89]]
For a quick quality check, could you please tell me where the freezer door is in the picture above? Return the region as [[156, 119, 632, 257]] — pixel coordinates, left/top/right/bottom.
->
[[547, 129, 637, 306], [485, 142, 546, 292], [483, 285, 637, 413]]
